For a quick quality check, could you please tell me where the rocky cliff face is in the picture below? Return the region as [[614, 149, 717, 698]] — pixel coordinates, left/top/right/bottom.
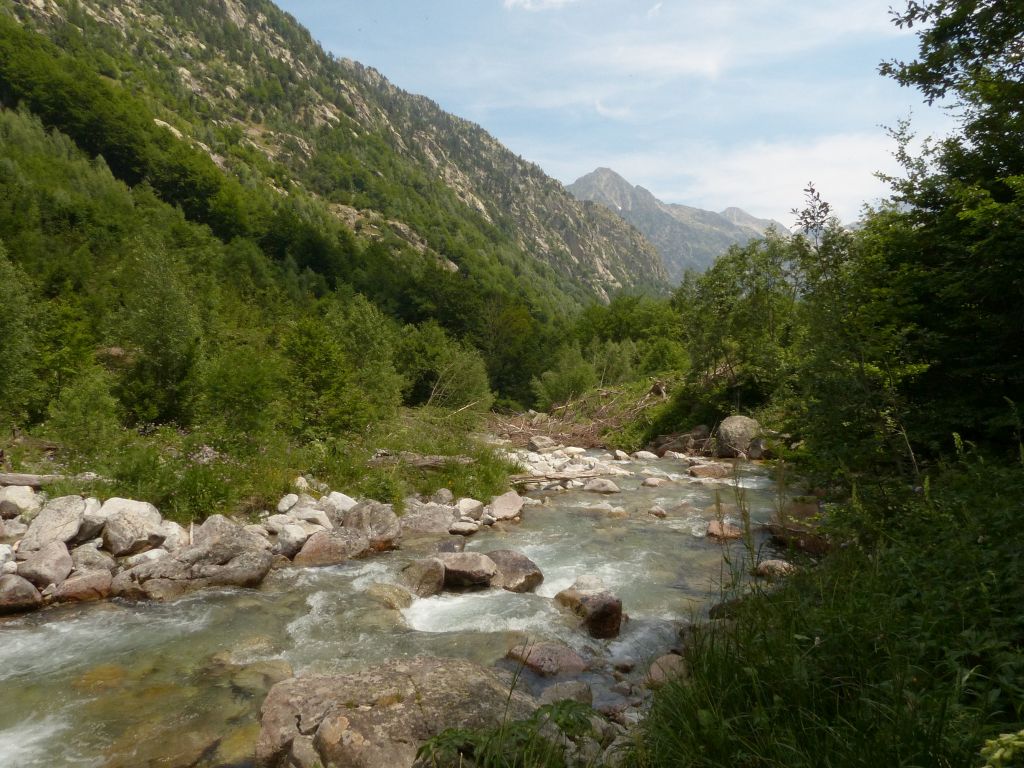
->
[[568, 167, 788, 282], [8, 0, 667, 301]]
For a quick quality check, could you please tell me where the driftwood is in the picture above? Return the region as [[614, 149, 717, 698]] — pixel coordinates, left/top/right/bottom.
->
[[0, 472, 65, 488], [367, 451, 475, 470]]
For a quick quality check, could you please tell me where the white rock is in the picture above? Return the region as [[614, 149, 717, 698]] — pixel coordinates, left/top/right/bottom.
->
[[642, 477, 667, 488], [20, 496, 86, 551], [0, 544, 13, 569], [276, 494, 299, 514], [664, 451, 686, 460], [632, 451, 659, 461], [123, 549, 168, 568], [1, 561, 17, 575], [318, 492, 358, 517], [0, 486, 41, 520], [293, 476, 310, 492], [449, 521, 480, 536], [614, 450, 630, 461], [481, 514, 497, 526], [289, 507, 333, 530], [456, 498, 484, 519], [99, 498, 165, 557], [564, 447, 587, 456], [160, 521, 189, 552], [489, 491, 525, 521]]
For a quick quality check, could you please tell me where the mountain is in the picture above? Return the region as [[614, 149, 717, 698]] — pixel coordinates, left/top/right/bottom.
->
[[567, 168, 789, 282], [2, 0, 667, 307]]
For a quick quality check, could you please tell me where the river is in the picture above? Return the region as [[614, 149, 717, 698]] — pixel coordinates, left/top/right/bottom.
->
[[0, 452, 783, 767]]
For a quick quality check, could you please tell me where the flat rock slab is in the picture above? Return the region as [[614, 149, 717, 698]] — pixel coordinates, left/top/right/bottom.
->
[[255, 657, 537, 768], [20, 496, 86, 551], [489, 491, 524, 521], [399, 503, 457, 535], [507, 642, 587, 677]]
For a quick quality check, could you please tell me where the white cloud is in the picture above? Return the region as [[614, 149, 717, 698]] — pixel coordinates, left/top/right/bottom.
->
[[594, 98, 632, 119], [646, 2, 663, 18], [503, 0, 582, 10]]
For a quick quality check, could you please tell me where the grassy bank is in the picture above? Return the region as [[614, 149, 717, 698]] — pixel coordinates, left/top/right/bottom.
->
[[628, 455, 1024, 767]]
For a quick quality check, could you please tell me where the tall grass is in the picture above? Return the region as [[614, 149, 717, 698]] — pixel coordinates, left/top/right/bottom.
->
[[628, 456, 1024, 767]]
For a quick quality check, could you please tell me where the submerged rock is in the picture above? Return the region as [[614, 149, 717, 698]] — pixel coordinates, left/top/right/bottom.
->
[[688, 463, 731, 479], [506, 641, 587, 677], [584, 478, 621, 494], [706, 520, 743, 540], [255, 657, 537, 768]]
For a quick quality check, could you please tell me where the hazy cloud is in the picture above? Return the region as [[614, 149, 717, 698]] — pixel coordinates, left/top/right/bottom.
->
[[503, 0, 582, 10]]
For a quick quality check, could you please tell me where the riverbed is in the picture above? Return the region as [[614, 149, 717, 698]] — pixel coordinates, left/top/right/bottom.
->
[[0, 453, 783, 767]]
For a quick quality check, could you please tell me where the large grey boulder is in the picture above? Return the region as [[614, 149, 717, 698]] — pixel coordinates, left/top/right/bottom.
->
[[0, 485, 41, 520], [399, 557, 446, 598], [71, 541, 117, 574], [438, 552, 497, 589], [17, 541, 73, 588], [555, 577, 623, 639], [528, 435, 559, 452], [717, 415, 760, 458], [100, 498, 165, 556], [489, 491, 524, 521], [0, 574, 42, 614], [255, 657, 537, 768], [399, 502, 457, 535], [317, 492, 358, 524], [19, 496, 86, 551], [292, 530, 370, 568], [486, 549, 544, 593], [583, 478, 620, 494], [343, 502, 401, 551], [111, 515, 273, 601]]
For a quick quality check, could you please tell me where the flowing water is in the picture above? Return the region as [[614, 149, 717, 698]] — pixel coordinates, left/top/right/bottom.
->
[[0, 455, 783, 767]]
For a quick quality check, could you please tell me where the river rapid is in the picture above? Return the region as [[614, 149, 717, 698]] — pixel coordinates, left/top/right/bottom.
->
[[0, 452, 783, 767]]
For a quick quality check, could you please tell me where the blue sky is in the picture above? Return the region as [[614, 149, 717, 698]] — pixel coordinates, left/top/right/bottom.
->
[[275, 0, 954, 224]]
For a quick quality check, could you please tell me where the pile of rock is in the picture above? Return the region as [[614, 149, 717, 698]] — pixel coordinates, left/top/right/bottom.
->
[[400, 548, 544, 598]]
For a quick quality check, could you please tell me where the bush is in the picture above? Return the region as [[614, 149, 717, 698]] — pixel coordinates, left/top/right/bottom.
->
[[45, 363, 121, 466], [531, 344, 597, 410]]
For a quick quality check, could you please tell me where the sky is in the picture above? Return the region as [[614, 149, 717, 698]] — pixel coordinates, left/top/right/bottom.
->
[[274, 0, 956, 224]]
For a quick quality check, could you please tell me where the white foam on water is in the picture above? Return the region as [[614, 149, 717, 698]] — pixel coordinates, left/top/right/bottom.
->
[[0, 714, 95, 768], [0, 605, 212, 683], [402, 590, 559, 635]]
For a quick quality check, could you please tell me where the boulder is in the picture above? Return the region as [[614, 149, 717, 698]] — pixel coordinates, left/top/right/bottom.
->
[[632, 451, 659, 461], [456, 498, 484, 520], [122, 548, 169, 569], [539, 681, 593, 706], [276, 494, 299, 514], [489, 491, 525, 521], [747, 438, 767, 460], [74, 498, 105, 542], [1, 519, 27, 539], [648, 505, 667, 519], [399, 502, 457, 535], [755, 559, 797, 579], [448, 520, 480, 536], [641, 477, 667, 488], [54, 570, 112, 603], [19, 495, 86, 551], [507, 642, 587, 677], [0, 574, 42, 614], [0, 544, 13, 569], [0, 485, 41, 520], [159, 520, 189, 553], [100, 498, 165, 556], [528, 435, 558, 452], [717, 415, 760, 458], [706, 520, 743, 540], [293, 530, 371, 568], [111, 515, 273, 601], [343, 502, 400, 551], [437, 552, 497, 589], [17, 541, 73, 588], [271, 523, 311, 558], [555, 578, 623, 639], [400, 557, 446, 598], [430, 488, 454, 505], [365, 582, 413, 610], [486, 549, 544, 593], [317, 491, 359, 523], [255, 657, 537, 768], [688, 463, 731, 479], [71, 542, 117, 574], [583, 478, 620, 494], [645, 653, 687, 688], [288, 507, 333, 530]]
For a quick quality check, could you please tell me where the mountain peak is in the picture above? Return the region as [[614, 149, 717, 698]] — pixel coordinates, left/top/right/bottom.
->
[[568, 168, 787, 281]]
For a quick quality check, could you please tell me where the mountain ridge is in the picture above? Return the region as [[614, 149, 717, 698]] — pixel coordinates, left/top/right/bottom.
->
[[567, 167, 788, 281]]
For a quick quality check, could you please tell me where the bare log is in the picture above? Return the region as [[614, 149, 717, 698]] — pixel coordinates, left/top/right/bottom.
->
[[367, 451, 475, 469], [0, 472, 65, 488]]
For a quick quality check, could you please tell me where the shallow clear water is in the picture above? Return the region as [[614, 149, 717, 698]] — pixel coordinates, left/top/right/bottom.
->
[[0, 456, 782, 767]]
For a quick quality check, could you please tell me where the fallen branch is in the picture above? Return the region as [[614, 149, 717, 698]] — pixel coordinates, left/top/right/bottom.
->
[[0, 472, 65, 488], [367, 451, 475, 469]]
